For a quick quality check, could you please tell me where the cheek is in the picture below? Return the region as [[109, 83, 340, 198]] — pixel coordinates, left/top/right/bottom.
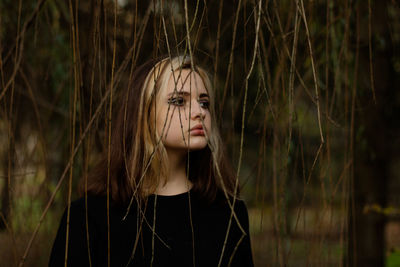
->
[[156, 107, 186, 135], [205, 117, 212, 133], [155, 108, 168, 136], [169, 106, 186, 121]]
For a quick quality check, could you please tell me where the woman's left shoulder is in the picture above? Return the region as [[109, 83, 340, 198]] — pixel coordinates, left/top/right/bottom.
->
[[212, 193, 250, 222], [233, 197, 249, 211], [222, 193, 249, 211], [231, 198, 250, 223]]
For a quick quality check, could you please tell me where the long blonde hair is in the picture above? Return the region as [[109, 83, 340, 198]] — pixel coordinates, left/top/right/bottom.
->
[[81, 55, 238, 204]]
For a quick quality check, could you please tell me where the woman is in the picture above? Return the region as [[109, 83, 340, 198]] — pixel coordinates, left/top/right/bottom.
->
[[49, 55, 254, 267]]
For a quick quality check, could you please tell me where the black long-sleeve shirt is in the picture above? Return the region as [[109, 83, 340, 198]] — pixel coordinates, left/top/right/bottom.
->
[[49, 190, 254, 266]]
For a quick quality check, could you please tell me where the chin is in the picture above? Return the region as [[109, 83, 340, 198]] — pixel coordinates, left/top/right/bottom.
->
[[164, 138, 208, 152], [188, 144, 208, 151], [186, 136, 208, 150]]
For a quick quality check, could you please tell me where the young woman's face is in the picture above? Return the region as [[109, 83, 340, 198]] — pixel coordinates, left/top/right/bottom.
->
[[155, 69, 212, 152]]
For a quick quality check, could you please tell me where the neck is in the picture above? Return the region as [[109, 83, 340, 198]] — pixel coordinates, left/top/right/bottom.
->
[[155, 149, 192, 196]]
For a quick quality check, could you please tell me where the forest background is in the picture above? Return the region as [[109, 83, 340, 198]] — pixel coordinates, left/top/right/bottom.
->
[[0, 0, 399, 266]]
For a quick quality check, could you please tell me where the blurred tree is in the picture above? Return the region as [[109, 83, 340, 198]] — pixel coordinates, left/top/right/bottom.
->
[[350, 0, 400, 266]]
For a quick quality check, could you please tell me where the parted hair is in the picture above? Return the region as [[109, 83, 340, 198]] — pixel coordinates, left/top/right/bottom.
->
[[79, 55, 238, 205]]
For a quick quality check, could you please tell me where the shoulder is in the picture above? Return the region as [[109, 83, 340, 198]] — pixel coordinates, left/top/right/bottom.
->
[[67, 195, 107, 210], [230, 198, 250, 224], [206, 192, 250, 225], [215, 191, 250, 214], [59, 195, 109, 220], [223, 196, 251, 231]]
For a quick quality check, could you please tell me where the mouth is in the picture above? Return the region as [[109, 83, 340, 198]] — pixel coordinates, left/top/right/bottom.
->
[[190, 124, 205, 136]]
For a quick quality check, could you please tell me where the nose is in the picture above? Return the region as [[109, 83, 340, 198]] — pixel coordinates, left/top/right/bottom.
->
[[190, 100, 206, 120]]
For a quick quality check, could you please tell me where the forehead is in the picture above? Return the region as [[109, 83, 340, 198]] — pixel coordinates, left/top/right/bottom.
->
[[163, 69, 208, 96]]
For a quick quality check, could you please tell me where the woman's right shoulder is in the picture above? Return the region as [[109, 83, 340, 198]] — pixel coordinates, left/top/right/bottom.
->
[[60, 195, 108, 217]]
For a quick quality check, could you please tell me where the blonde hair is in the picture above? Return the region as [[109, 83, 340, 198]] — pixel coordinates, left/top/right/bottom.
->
[[81, 55, 237, 204]]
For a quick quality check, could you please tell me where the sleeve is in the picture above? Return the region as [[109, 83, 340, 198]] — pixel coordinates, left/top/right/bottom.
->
[[231, 200, 254, 267], [48, 200, 93, 267]]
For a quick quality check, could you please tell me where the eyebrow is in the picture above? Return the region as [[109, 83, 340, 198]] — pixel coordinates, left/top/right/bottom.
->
[[167, 91, 209, 98]]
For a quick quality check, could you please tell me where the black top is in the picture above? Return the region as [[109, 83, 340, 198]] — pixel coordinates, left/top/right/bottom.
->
[[49, 190, 254, 267]]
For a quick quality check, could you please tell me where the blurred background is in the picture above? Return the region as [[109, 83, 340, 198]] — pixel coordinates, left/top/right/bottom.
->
[[0, 0, 399, 266]]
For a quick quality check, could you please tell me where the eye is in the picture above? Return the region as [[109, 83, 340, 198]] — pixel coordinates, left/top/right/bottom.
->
[[168, 97, 185, 106], [199, 99, 210, 109]]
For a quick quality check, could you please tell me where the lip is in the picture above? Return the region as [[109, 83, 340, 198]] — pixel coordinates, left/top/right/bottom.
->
[[190, 124, 203, 131], [190, 124, 205, 136]]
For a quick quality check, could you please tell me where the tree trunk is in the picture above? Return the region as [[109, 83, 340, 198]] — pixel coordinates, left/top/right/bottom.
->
[[349, 0, 397, 266]]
